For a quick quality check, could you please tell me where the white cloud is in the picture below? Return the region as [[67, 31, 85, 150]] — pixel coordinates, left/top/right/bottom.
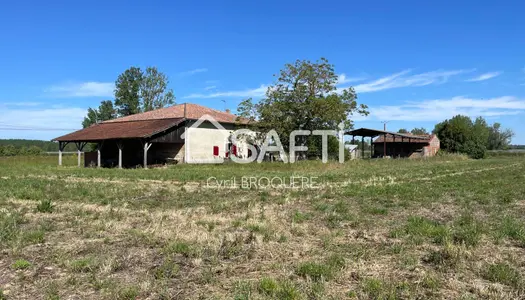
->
[[466, 71, 502, 82], [179, 68, 208, 76], [0, 106, 86, 140], [359, 96, 525, 122], [337, 74, 365, 85], [45, 82, 114, 97], [204, 85, 217, 91], [1, 102, 42, 107], [183, 85, 268, 99], [339, 69, 472, 93]]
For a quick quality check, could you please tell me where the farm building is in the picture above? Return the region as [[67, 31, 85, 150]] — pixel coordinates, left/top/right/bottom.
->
[[53, 103, 252, 168], [346, 128, 440, 158]]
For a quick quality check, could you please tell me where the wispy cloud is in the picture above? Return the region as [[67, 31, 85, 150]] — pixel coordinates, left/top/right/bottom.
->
[[0, 105, 86, 140], [179, 68, 208, 76], [337, 74, 365, 85], [1, 102, 42, 107], [339, 69, 472, 93], [358, 96, 525, 122], [45, 82, 114, 97], [204, 85, 217, 91], [183, 85, 268, 99], [466, 71, 502, 82]]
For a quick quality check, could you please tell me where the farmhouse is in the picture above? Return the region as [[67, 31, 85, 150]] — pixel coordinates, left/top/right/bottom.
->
[[53, 103, 251, 168], [346, 128, 440, 158]]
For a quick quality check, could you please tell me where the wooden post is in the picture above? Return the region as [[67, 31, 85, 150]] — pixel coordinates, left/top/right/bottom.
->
[[58, 142, 63, 166], [143, 142, 152, 169], [97, 142, 103, 168], [393, 135, 396, 158], [369, 138, 372, 158], [117, 141, 123, 169], [361, 136, 365, 159], [75, 142, 86, 167], [383, 134, 387, 158]]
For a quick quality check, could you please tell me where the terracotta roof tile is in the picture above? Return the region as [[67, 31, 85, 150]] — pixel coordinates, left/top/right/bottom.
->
[[103, 103, 245, 124], [53, 118, 184, 142]]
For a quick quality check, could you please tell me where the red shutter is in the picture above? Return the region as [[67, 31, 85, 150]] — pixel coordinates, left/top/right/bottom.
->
[[213, 146, 219, 156], [232, 145, 237, 156]]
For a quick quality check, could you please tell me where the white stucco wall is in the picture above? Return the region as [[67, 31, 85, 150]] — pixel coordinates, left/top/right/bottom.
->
[[185, 127, 230, 163]]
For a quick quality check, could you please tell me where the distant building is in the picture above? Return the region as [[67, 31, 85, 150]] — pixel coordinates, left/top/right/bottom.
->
[[345, 128, 440, 159], [373, 133, 440, 158]]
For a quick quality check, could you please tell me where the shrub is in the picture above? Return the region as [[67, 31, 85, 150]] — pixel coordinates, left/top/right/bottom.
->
[[36, 199, 54, 213], [12, 259, 32, 270]]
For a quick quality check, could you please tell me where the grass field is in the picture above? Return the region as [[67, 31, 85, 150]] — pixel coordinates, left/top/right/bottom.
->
[[1, 155, 525, 299]]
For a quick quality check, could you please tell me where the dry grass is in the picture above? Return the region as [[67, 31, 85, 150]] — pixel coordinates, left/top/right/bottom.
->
[[0, 156, 524, 299]]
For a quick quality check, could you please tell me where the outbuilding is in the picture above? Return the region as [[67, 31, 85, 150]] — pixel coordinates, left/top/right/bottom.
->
[[53, 103, 251, 168]]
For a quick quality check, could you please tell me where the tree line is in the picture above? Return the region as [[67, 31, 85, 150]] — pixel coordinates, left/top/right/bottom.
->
[[82, 66, 175, 128], [0, 139, 77, 156], [433, 115, 514, 159]]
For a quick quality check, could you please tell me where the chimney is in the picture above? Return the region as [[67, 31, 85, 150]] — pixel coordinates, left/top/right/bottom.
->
[[225, 109, 231, 113]]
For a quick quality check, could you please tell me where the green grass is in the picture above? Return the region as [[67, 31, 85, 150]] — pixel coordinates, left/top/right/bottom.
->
[[0, 155, 524, 298], [12, 259, 32, 270], [482, 263, 522, 288]]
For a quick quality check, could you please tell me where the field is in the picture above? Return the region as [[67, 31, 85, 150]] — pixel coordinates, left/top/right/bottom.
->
[[1, 155, 525, 299]]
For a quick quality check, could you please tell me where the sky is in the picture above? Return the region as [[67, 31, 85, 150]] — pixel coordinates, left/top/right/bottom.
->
[[1, 0, 524, 143]]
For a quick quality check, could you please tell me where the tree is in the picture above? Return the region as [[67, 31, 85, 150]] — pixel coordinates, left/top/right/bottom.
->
[[114, 67, 143, 116], [487, 123, 514, 150], [238, 58, 368, 159], [433, 115, 488, 159], [141, 66, 175, 112], [82, 100, 116, 128], [397, 129, 409, 134], [411, 127, 429, 135]]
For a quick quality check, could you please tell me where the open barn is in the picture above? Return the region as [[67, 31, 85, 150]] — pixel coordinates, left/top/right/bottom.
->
[[53, 103, 251, 168]]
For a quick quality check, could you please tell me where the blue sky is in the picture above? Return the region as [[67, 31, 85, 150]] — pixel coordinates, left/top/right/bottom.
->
[[1, 1, 524, 143]]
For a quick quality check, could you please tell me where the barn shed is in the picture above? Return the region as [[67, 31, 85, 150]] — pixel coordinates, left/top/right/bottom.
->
[[53, 103, 251, 168], [345, 128, 440, 158]]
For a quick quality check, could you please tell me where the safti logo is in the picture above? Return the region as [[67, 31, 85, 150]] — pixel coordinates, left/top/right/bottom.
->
[[180, 114, 227, 140], [181, 114, 346, 164]]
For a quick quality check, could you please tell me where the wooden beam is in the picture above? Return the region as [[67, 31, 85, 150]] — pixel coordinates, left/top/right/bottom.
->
[[58, 141, 69, 166]]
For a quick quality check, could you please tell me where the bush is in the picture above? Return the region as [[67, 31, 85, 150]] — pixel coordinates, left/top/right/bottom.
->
[[36, 199, 54, 213]]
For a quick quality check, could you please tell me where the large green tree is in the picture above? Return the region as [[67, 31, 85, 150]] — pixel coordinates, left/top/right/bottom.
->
[[82, 100, 116, 128], [434, 115, 493, 159], [141, 66, 175, 112], [237, 58, 368, 157], [487, 123, 514, 150], [114, 66, 144, 116]]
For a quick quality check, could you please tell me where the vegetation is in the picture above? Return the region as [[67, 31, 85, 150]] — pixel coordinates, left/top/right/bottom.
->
[[237, 58, 369, 158], [82, 66, 176, 128], [0, 155, 524, 298], [0, 139, 77, 156], [434, 115, 514, 159], [398, 127, 429, 135]]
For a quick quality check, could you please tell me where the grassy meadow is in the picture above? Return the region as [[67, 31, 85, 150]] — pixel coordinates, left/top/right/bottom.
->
[[0, 155, 525, 299]]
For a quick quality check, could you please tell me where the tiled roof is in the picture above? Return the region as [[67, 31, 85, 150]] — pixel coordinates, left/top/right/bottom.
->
[[104, 103, 245, 124], [53, 118, 184, 142], [373, 134, 433, 144]]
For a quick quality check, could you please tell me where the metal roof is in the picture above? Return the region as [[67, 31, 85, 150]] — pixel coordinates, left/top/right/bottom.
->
[[345, 128, 429, 140], [53, 118, 184, 142]]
